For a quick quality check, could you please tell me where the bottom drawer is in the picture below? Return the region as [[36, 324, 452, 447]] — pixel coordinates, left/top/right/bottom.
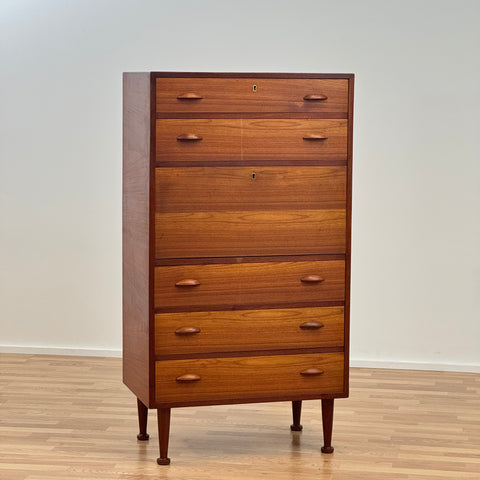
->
[[155, 352, 344, 403]]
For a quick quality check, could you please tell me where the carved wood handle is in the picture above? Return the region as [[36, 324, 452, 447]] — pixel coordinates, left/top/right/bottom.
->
[[300, 368, 324, 376], [301, 275, 325, 283], [177, 93, 203, 99], [303, 94, 328, 101], [299, 321, 324, 330], [176, 133, 203, 141], [175, 326, 201, 335], [302, 134, 328, 141], [175, 279, 201, 287], [176, 374, 201, 382]]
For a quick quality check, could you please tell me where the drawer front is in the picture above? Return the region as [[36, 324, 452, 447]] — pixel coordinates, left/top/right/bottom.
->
[[155, 166, 346, 212], [155, 306, 344, 356], [154, 260, 345, 310], [156, 119, 347, 162], [156, 209, 345, 258], [155, 352, 344, 403], [156, 78, 348, 113]]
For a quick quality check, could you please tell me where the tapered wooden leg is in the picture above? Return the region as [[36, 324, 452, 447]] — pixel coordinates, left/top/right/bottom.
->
[[136, 398, 149, 441], [321, 398, 334, 453], [290, 400, 303, 431], [157, 408, 171, 465]]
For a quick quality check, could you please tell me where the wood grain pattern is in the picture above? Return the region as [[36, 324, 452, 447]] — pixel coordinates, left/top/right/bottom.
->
[[155, 119, 347, 162], [3, 354, 479, 479], [155, 166, 346, 212], [155, 209, 346, 258], [155, 353, 344, 403], [122, 72, 152, 406], [343, 75, 355, 394], [241, 119, 347, 160], [156, 119, 241, 161], [154, 260, 345, 310], [156, 78, 348, 113], [154, 306, 344, 355]]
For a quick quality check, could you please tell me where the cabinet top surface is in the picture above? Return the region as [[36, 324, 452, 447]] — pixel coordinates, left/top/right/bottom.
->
[[123, 72, 354, 79]]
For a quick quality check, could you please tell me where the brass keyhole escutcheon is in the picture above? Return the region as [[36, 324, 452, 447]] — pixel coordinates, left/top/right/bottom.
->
[[253, 84, 257, 93], [252, 172, 256, 180]]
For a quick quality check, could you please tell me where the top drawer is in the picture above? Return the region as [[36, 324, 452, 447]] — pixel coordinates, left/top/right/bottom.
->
[[156, 78, 348, 114]]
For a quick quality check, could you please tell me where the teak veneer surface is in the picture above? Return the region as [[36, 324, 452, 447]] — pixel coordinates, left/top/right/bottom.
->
[[154, 260, 345, 310], [154, 306, 345, 356], [122, 72, 152, 406], [156, 77, 349, 113], [155, 209, 346, 258], [155, 353, 345, 403], [155, 166, 347, 212], [155, 119, 347, 162]]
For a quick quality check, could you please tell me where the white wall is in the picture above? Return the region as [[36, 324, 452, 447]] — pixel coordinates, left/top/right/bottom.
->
[[1, 0, 479, 369]]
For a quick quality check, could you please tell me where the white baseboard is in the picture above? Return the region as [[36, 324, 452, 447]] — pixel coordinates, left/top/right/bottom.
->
[[350, 359, 480, 373], [0, 346, 478, 373], [0, 345, 122, 358]]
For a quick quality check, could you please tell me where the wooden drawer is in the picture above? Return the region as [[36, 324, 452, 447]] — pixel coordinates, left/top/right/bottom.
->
[[155, 352, 344, 403], [155, 306, 344, 356], [156, 78, 348, 113], [155, 166, 346, 212], [156, 119, 347, 162], [154, 260, 345, 310], [156, 209, 345, 258]]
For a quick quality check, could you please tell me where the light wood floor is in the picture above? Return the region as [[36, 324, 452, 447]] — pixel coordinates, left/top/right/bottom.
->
[[0, 354, 478, 479]]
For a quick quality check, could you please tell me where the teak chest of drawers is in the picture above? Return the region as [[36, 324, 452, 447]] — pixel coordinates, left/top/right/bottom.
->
[[123, 72, 354, 464]]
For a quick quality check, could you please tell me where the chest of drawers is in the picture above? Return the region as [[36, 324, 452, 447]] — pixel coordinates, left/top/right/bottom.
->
[[123, 72, 354, 464]]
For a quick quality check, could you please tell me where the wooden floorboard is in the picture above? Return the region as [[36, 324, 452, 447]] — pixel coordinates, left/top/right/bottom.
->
[[0, 353, 478, 479]]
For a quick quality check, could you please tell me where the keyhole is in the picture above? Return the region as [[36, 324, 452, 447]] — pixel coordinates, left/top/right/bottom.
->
[[253, 84, 257, 93], [252, 172, 256, 179]]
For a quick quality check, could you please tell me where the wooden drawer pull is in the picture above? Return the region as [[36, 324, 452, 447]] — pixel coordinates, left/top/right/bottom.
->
[[176, 133, 203, 141], [177, 93, 203, 100], [176, 374, 201, 382], [175, 326, 201, 335], [299, 321, 324, 330], [300, 368, 324, 376], [175, 279, 201, 287], [301, 275, 325, 283], [303, 134, 328, 141], [303, 94, 328, 101]]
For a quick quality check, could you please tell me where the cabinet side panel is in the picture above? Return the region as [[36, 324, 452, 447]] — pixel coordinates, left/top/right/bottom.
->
[[344, 75, 354, 396], [123, 72, 152, 405]]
